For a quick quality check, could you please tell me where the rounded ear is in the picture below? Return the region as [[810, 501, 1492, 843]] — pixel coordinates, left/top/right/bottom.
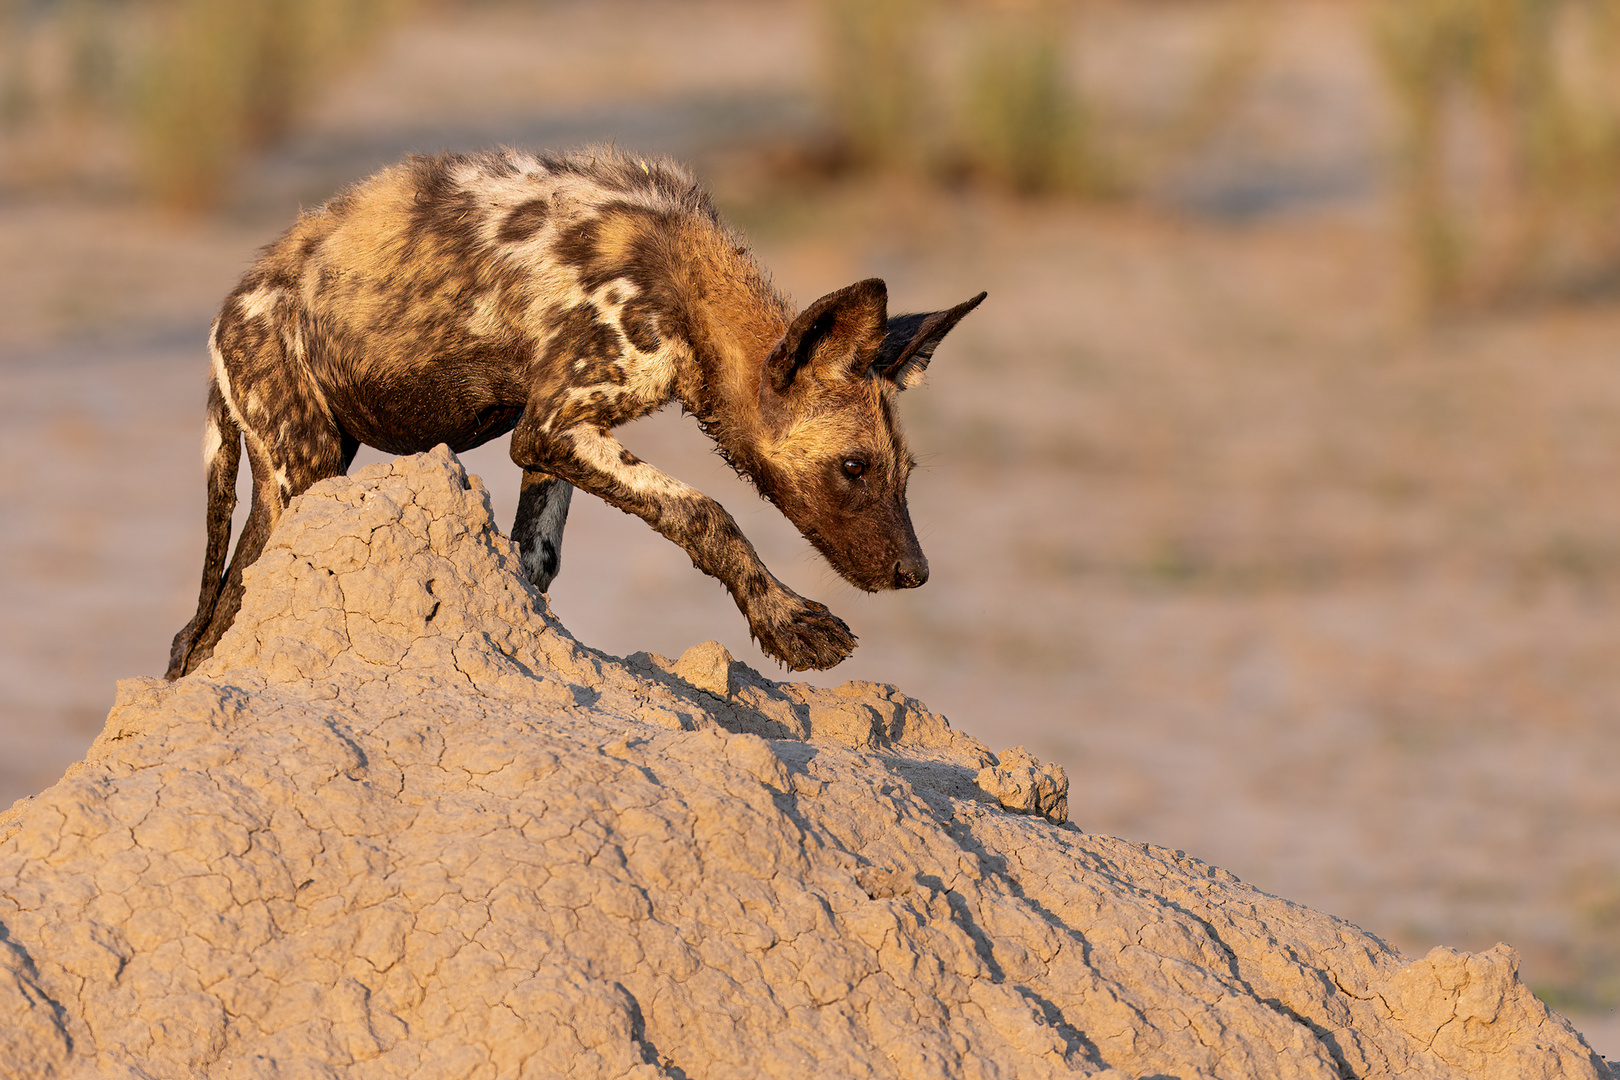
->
[[874, 291, 987, 389], [763, 278, 889, 396]]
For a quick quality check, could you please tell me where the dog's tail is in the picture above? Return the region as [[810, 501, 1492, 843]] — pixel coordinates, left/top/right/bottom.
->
[[166, 361, 241, 679]]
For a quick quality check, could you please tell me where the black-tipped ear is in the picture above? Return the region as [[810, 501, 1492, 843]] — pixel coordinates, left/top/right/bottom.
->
[[764, 278, 889, 396], [874, 291, 986, 389]]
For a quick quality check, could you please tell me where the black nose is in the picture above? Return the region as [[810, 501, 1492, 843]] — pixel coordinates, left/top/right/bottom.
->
[[894, 556, 929, 589]]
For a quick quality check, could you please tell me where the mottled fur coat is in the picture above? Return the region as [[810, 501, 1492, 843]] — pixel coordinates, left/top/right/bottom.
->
[[169, 147, 983, 678]]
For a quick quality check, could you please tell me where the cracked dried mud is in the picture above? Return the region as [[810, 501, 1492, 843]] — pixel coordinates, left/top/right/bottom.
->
[[0, 448, 1610, 1078]]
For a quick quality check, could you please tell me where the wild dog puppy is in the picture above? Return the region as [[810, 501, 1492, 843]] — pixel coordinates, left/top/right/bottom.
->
[[167, 146, 984, 678]]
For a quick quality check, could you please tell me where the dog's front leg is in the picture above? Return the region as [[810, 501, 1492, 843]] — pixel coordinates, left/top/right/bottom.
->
[[517, 420, 857, 671]]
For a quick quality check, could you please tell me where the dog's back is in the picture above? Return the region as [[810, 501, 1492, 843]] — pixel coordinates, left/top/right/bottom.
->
[[213, 148, 768, 457]]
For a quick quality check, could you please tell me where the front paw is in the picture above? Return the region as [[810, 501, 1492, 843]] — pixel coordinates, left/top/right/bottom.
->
[[750, 595, 857, 671]]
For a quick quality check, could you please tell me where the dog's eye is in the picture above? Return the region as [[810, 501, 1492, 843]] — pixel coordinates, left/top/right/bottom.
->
[[842, 458, 866, 479]]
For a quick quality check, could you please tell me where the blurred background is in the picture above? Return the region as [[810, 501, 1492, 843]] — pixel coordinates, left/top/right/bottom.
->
[[2, 0, 1619, 1053]]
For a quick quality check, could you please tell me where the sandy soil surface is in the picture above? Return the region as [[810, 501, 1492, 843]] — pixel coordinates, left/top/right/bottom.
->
[[2, 0, 1617, 1053]]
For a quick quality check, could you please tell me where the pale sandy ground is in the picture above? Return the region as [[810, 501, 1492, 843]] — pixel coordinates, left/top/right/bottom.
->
[[2, 0, 1618, 1054]]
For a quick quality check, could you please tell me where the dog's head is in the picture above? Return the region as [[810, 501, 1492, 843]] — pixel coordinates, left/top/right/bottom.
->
[[751, 279, 985, 592]]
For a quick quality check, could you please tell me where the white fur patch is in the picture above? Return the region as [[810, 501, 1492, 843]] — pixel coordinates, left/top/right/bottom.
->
[[210, 334, 249, 434], [202, 417, 223, 467], [557, 383, 628, 417], [468, 292, 505, 339], [566, 425, 696, 502], [236, 285, 281, 322], [620, 344, 680, 405], [897, 362, 930, 390]]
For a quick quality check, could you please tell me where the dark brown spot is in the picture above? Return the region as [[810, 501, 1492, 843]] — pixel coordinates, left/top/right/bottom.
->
[[408, 152, 460, 208], [541, 303, 622, 376], [498, 198, 550, 243], [620, 298, 662, 353], [234, 266, 298, 297], [538, 153, 588, 178], [405, 153, 485, 264], [478, 148, 521, 178], [553, 202, 672, 292], [620, 449, 639, 466]]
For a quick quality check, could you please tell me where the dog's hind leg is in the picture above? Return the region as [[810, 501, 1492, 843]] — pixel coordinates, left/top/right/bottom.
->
[[512, 467, 574, 593], [173, 348, 355, 675], [179, 416, 353, 674], [166, 375, 242, 679], [180, 442, 278, 675]]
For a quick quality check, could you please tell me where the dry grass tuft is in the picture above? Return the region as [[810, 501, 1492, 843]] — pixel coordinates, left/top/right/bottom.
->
[[954, 2, 1107, 196], [820, 0, 931, 173], [0, 0, 414, 210], [1374, 0, 1620, 310], [816, 0, 1267, 199]]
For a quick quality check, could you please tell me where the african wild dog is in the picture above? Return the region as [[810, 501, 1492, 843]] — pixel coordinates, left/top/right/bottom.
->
[[167, 146, 985, 679]]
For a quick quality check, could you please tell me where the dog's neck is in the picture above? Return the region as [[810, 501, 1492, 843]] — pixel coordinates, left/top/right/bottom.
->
[[662, 238, 793, 490]]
